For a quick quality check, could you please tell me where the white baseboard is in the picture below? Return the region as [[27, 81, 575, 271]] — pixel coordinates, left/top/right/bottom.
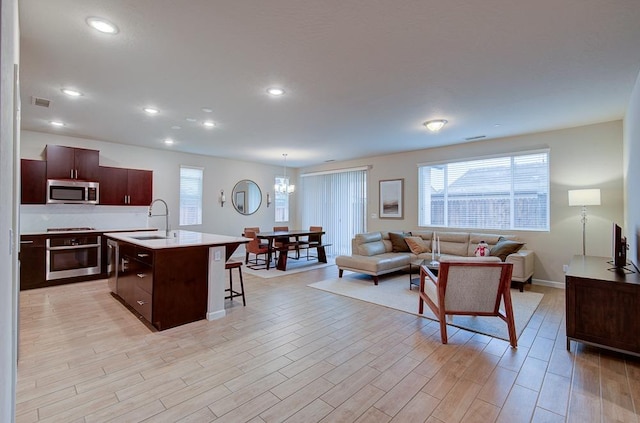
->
[[532, 278, 565, 290], [206, 310, 226, 321]]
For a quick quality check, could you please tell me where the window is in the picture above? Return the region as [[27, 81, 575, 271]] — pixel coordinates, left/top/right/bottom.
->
[[418, 151, 549, 231], [179, 166, 203, 226], [274, 176, 290, 223]]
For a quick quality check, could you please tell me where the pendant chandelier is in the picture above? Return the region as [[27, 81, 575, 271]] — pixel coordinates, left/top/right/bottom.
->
[[274, 153, 295, 194]]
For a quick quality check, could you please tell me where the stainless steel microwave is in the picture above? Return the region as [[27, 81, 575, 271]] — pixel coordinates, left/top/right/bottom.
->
[[47, 179, 99, 204]]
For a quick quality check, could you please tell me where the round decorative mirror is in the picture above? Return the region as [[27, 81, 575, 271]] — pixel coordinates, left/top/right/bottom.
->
[[232, 179, 262, 215]]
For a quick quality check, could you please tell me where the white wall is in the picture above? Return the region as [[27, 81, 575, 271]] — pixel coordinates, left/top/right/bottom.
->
[[624, 70, 640, 266], [0, 0, 19, 421], [21, 131, 298, 255], [299, 121, 625, 285]]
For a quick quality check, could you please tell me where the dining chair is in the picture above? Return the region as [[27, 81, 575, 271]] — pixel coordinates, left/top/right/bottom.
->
[[303, 226, 323, 260], [418, 257, 517, 348], [244, 230, 271, 269], [273, 226, 300, 259]]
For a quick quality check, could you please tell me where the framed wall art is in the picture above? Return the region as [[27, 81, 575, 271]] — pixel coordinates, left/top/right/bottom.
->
[[379, 178, 404, 219]]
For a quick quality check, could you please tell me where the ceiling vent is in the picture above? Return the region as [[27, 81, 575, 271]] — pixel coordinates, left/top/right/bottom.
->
[[31, 96, 51, 108], [465, 135, 486, 141]]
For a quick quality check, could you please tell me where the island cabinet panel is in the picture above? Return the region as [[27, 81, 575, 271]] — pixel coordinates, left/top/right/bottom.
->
[[46, 145, 99, 181], [565, 255, 640, 356], [21, 159, 47, 204], [99, 166, 153, 206], [116, 241, 208, 331], [153, 247, 209, 330]]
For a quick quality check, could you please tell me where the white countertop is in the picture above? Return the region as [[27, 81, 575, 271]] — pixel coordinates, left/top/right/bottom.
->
[[104, 230, 250, 249]]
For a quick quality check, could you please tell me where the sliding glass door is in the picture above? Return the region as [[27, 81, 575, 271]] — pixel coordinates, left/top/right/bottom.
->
[[300, 168, 367, 256]]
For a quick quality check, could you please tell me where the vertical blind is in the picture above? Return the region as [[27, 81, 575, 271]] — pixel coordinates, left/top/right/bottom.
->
[[418, 151, 549, 231], [301, 168, 367, 256], [179, 166, 203, 226]]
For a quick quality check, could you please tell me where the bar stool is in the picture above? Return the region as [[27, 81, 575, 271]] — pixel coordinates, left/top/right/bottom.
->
[[225, 260, 246, 306]]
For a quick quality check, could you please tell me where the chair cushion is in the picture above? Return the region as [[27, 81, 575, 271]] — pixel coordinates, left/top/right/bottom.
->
[[490, 237, 525, 261], [389, 232, 411, 252]]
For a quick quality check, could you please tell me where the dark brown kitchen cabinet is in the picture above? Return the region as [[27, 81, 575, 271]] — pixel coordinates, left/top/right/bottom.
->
[[46, 145, 99, 181], [19, 235, 46, 290], [99, 166, 153, 206], [112, 239, 208, 331], [21, 159, 47, 204]]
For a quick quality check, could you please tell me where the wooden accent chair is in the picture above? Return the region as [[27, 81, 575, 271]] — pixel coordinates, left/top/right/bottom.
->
[[244, 230, 271, 269], [418, 257, 517, 348]]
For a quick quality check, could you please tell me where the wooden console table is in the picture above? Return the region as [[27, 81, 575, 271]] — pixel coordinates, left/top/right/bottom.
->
[[565, 255, 640, 357]]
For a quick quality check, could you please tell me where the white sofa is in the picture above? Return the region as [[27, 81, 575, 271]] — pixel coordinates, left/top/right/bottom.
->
[[335, 231, 534, 290]]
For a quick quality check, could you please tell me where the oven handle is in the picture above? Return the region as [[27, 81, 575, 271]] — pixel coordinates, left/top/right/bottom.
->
[[46, 243, 101, 251]]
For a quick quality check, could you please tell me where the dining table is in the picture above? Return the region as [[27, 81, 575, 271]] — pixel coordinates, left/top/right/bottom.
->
[[256, 229, 327, 271]]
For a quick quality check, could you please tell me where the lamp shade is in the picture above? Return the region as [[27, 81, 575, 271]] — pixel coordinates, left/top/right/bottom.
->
[[568, 189, 601, 206]]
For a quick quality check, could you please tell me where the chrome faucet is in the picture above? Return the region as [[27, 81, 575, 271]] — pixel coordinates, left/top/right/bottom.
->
[[148, 198, 170, 237]]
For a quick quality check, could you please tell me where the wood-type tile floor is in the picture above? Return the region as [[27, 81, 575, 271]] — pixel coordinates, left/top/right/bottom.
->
[[16, 265, 640, 422]]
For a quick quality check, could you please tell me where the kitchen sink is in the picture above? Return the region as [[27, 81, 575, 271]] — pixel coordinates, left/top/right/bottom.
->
[[131, 235, 167, 240]]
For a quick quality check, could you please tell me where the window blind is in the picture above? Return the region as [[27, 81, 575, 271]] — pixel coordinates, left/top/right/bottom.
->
[[179, 166, 203, 226], [418, 151, 549, 231]]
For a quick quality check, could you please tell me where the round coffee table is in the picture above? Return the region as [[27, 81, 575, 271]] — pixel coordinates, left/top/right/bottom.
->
[[409, 259, 439, 290]]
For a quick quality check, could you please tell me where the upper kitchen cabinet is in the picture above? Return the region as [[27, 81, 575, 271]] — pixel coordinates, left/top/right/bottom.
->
[[21, 159, 47, 204], [46, 145, 100, 181], [99, 166, 153, 206]]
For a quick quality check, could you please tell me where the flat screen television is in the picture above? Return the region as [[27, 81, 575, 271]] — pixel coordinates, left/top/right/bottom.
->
[[612, 223, 628, 268]]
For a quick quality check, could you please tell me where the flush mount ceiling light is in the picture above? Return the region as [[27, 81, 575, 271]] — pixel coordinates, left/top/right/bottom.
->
[[201, 107, 213, 113], [164, 138, 174, 145], [50, 121, 65, 127], [266, 87, 285, 96], [203, 121, 216, 128], [423, 119, 448, 132], [185, 117, 197, 122], [86, 17, 119, 34], [143, 107, 159, 115], [61, 88, 83, 97]]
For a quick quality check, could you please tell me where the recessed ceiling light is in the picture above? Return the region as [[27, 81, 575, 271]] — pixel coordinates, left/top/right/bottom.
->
[[164, 139, 174, 145], [61, 88, 83, 97], [143, 107, 159, 115], [171, 125, 181, 130], [266, 87, 285, 96], [185, 117, 197, 122], [86, 17, 119, 34], [50, 121, 65, 127], [203, 121, 216, 128], [201, 107, 213, 113], [423, 119, 448, 132]]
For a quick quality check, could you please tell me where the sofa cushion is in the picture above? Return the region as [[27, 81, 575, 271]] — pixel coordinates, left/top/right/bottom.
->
[[437, 232, 470, 256], [389, 232, 411, 252], [405, 236, 430, 254], [490, 237, 525, 261], [336, 253, 411, 273]]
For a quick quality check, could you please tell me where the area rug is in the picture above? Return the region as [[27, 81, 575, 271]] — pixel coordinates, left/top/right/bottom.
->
[[308, 273, 543, 341], [243, 258, 335, 279]]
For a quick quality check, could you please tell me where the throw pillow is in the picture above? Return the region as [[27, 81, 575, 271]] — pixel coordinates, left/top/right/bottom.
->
[[405, 236, 430, 255], [389, 232, 411, 252], [490, 237, 525, 261]]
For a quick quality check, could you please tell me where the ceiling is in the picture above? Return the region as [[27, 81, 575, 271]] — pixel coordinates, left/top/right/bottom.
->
[[18, 0, 640, 168]]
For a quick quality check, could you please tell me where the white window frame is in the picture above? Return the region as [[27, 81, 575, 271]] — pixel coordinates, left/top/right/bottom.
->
[[418, 150, 550, 231], [274, 176, 290, 223], [179, 165, 203, 226]]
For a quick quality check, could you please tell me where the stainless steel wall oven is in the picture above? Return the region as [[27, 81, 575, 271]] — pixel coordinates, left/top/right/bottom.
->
[[46, 235, 102, 280]]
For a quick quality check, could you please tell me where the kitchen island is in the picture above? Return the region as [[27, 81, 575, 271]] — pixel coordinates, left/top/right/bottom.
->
[[105, 230, 249, 330]]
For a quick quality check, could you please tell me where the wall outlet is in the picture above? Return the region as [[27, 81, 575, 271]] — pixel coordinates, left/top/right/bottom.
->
[[563, 264, 569, 272], [371, 213, 378, 219], [214, 251, 221, 261]]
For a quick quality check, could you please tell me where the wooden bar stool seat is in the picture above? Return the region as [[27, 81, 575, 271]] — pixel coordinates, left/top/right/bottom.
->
[[225, 260, 246, 306]]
